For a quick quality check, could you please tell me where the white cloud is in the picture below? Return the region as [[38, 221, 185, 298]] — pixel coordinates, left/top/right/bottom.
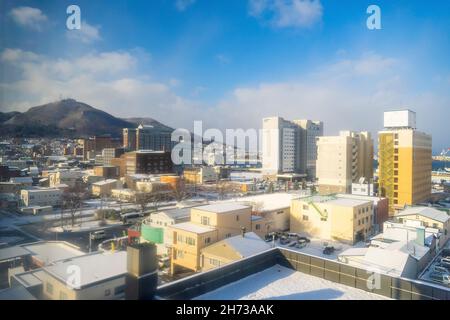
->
[[66, 21, 101, 43], [249, 0, 323, 28], [9, 6, 47, 31], [175, 0, 196, 11]]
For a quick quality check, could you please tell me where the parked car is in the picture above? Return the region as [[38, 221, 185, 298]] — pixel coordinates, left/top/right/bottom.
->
[[287, 241, 297, 247], [297, 236, 311, 243], [265, 232, 279, 242], [90, 230, 106, 240], [441, 257, 450, 268], [429, 271, 450, 285], [323, 246, 335, 255], [279, 237, 290, 245], [296, 239, 308, 249]]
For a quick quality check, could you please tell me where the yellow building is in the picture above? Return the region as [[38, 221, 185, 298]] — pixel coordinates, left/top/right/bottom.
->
[[290, 195, 374, 244], [91, 179, 121, 197], [168, 203, 252, 274], [200, 232, 271, 271], [378, 110, 432, 214], [316, 131, 373, 194], [183, 166, 218, 184]]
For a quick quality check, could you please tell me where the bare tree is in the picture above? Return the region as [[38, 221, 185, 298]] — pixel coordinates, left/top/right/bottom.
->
[[61, 191, 82, 227], [216, 180, 236, 200], [171, 180, 189, 203]]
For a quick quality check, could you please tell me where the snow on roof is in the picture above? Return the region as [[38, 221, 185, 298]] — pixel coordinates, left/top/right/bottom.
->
[[327, 198, 372, 207], [222, 232, 271, 258], [335, 194, 385, 203], [0, 246, 30, 261], [22, 241, 84, 265], [195, 203, 251, 214], [156, 207, 191, 220], [224, 193, 297, 211], [93, 179, 118, 186], [195, 265, 388, 300], [44, 251, 127, 289], [395, 206, 449, 223], [169, 222, 216, 234]]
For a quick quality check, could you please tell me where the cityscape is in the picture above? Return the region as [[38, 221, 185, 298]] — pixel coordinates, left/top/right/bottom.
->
[[0, 0, 449, 306]]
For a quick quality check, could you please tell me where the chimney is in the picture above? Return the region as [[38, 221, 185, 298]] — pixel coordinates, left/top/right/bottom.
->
[[125, 242, 158, 300], [241, 227, 246, 238], [415, 226, 425, 247]]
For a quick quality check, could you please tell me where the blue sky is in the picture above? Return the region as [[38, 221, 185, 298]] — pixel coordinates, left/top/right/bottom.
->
[[0, 0, 449, 153]]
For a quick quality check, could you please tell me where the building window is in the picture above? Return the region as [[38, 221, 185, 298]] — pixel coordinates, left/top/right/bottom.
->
[[303, 205, 309, 210], [209, 258, 221, 267], [105, 289, 111, 296], [186, 237, 196, 246], [46, 282, 53, 295], [302, 215, 309, 221], [225, 233, 231, 238], [236, 215, 239, 221], [59, 291, 68, 300], [205, 237, 211, 244], [255, 224, 261, 230], [201, 216, 210, 225]]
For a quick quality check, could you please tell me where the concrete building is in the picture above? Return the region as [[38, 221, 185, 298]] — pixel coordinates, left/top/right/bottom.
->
[[20, 188, 63, 207], [168, 203, 252, 274], [123, 124, 173, 152], [316, 131, 373, 195], [101, 148, 125, 166], [183, 166, 218, 184], [47, 170, 84, 189], [200, 232, 270, 271], [91, 179, 121, 197], [378, 110, 432, 214], [393, 206, 449, 247], [262, 117, 323, 178], [290, 195, 374, 244], [93, 165, 119, 179], [338, 220, 439, 278], [113, 151, 173, 177], [123, 128, 137, 151]]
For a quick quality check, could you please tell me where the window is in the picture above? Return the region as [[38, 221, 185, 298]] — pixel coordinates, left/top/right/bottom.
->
[[302, 215, 309, 221], [303, 205, 309, 210], [201, 216, 210, 225], [255, 224, 261, 230], [225, 233, 231, 238], [186, 237, 196, 246], [236, 215, 239, 221], [114, 285, 125, 295], [105, 289, 111, 297], [177, 234, 183, 243], [204, 237, 211, 245], [59, 291, 68, 300], [433, 223, 438, 229], [209, 258, 221, 267], [46, 282, 53, 295]]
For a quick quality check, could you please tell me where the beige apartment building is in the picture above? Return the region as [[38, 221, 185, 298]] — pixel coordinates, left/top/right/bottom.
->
[[316, 131, 373, 194], [378, 111, 432, 213], [168, 203, 252, 274], [20, 188, 63, 207], [290, 195, 374, 244], [91, 179, 121, 197]]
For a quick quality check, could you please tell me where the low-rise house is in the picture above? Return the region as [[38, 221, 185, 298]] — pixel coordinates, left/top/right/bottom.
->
[[183, 166, 218, 184], [200, 232, 271, 271], [91, 179, 121, 197], [290, 195, 374, 244]]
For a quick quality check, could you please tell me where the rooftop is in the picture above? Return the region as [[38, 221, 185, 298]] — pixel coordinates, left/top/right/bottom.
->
[[297, 195, 371, 207], [222, 232, 271, 258], [195, 265, 388, 300], [395, 206, 449, 223], [22, 241, 84, 265], [224, 193, 298, 212], [195, 203, 251, 214], [44, 251, 127, 289], [169, 222, 216, 234], [92, 179, 118, 186]]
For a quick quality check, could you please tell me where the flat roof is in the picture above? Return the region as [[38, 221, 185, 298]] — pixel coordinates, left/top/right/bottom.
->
[[224, 193, 296, 211], [395, 206, 449, 223], [0, 246, 30, 261], [195, 203, 251, 214], [328, 198, 372, 207], [22, 241, 84, 265], [169, 222, 216, 234], [44, 251, 127, 289], [195, 265, 388, 300]]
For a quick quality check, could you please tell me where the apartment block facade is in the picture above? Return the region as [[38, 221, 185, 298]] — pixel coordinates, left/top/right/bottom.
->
[[378, 110, 432, 214], [316, 131, 373, 194]]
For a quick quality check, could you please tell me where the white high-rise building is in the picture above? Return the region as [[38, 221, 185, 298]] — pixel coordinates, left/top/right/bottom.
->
[[262, 117, 323, 177]]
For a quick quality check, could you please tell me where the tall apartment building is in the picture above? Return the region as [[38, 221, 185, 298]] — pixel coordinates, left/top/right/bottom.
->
[[123, 125, 173, 152], [261, 117, 323, 178], [79, 136, 121, 161], [316, 131, 373, 194], [102, 147, 125, 166], [378, 110, 432, 214]]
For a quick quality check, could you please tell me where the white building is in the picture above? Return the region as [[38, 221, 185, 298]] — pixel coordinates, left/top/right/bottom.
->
[[262, 117, 323, 177], [20, 188, 63, 207]]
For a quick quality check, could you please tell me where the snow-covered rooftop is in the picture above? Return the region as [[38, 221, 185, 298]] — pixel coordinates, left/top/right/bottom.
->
[[195, 265, 388, 300], [221, 232, 271, 258], [224, 193, 298, 211], [170, 222, 216, 234], [23, 241, 84, 265], [395, 206, 449, 223], [195, 203, 251, 214], [92, 179, 118, 186], [44, 251, 127, 289]]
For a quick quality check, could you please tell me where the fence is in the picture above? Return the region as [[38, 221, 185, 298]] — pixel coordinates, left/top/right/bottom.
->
[[156, 247, 450, 300]]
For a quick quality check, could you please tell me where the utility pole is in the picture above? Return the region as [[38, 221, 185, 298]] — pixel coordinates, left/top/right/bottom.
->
[[89, 232, 92, 253]]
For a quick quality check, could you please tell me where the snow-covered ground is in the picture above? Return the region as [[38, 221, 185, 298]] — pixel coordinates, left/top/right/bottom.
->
[[196, 265, 389, 300], [48, 219, 123, 233]]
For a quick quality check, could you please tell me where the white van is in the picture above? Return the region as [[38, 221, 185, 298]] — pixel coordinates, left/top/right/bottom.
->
[[90, 230, 106, 240]]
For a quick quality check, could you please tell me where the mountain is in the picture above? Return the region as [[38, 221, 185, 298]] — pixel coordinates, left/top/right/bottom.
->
[[123, 117, 173, 131], [0, 99, 172, 138]]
